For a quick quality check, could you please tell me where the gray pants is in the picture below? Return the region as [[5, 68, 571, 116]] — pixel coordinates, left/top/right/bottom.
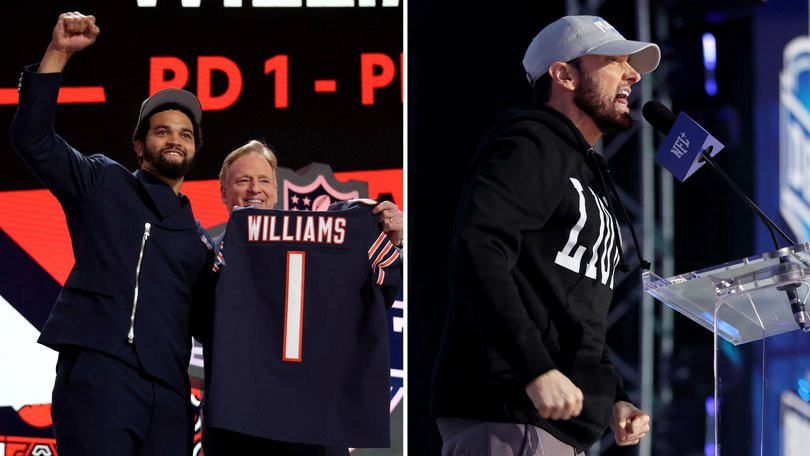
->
[[437, 418, 585, 456]]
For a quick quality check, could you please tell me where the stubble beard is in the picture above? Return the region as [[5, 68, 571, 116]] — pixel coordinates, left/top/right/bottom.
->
[[573, 74, 633, 134]]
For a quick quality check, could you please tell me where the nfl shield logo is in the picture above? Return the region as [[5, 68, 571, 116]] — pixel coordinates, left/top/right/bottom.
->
[[278, 163, 367, 211]]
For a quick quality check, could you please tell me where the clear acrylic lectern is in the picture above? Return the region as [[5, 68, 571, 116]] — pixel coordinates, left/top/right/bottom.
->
[[644, 243, 810, 455]]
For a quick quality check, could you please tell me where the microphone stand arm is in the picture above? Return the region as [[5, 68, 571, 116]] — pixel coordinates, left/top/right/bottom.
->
[[699, 149, 810, 331], [699, 149, 796, 248]]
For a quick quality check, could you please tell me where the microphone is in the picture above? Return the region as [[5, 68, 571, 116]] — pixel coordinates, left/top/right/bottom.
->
[[642, 101, 794, 247], [641, 100, 725, 182], [643, 101, 809, 331], [641, 100, 676, 135]]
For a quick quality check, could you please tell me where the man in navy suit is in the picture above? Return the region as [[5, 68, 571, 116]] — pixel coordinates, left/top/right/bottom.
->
[[11, 12, 214, 455]]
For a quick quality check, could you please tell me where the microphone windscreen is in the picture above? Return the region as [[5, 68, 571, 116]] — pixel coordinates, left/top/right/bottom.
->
[[642, 100, 677, 135]]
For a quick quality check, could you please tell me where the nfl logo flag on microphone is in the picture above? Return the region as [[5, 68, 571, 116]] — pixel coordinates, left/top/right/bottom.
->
[[656, 112, 725, 181]]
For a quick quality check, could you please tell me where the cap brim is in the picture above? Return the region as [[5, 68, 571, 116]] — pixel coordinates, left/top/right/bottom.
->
[[138, 89, 203, 125], [589, 40, 661, 74]]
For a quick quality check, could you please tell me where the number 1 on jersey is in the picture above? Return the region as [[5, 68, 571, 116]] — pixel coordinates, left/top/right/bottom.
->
[[284, 251, 306, 362]]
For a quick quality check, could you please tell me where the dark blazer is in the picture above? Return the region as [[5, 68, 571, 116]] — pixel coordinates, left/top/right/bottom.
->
[[10, 66, 214, 396]]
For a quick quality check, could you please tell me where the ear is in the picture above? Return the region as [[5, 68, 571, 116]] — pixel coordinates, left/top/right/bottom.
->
[[133, 140, 144, 158], [548, 61, 577, 92], [220, 185, 227, 203]]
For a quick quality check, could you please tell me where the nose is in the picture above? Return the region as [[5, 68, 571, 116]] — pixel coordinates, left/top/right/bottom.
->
[[247, 178, 260, 193], [625, 62, 641, 85]]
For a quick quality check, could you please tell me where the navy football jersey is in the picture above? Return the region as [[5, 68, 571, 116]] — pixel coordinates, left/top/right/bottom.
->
[[204, 202, 402, 447]]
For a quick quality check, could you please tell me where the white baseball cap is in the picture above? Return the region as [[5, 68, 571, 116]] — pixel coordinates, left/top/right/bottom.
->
[[138, 88, 203, 125], [523, 15, 661, 85]]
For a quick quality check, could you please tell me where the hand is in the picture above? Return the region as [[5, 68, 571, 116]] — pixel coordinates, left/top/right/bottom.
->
[[39, 12, 100, 74], [49, 12, 100, 55], [524, 369, 583, 420], [610, 401, 650, 446], [372, 201, 403, 247]]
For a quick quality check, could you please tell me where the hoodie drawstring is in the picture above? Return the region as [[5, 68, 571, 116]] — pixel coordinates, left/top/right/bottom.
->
[[587, 148, 651, 272]]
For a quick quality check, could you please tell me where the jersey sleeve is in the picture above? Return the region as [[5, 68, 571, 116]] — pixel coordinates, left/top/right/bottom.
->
[[368, 231, 401, 286]]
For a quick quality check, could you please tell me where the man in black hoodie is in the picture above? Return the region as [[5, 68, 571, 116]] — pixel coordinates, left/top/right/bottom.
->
[[431, 15, 660, 455]]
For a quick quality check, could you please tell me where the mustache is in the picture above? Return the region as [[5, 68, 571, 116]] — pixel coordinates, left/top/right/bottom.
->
[[161, 146, 186, 156]]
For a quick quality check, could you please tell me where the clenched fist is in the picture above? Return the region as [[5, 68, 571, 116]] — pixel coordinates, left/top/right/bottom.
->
[[525, 369, 584, 421], [50, 12, 100, 54]]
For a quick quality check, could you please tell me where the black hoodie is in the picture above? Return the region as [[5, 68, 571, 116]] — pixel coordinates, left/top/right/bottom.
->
[[431, 103, 631, 452]]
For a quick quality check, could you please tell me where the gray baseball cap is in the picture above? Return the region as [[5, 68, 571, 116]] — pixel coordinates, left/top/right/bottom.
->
[[138, 88, 202, 125], [523, 15, 661, 85]]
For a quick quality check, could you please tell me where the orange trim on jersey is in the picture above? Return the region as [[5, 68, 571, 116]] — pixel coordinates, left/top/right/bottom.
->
[[378, 249, 400, 269], [368, 232, 388, 259], [283, 251, 306, 363], [371, 243, 394, 271]]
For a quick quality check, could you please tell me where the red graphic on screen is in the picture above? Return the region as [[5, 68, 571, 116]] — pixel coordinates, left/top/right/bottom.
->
[[0, 87, 106, 106], [16, 406, 51, 429]]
